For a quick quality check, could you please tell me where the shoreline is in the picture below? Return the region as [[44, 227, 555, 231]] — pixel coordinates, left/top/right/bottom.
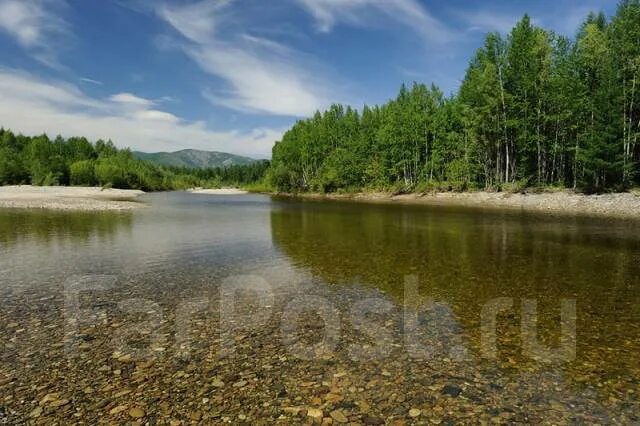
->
[[3, 185, 639, 218], [0, 186, 146, 211], [273, 190, 640, 219], [188, 188, 249, 195]]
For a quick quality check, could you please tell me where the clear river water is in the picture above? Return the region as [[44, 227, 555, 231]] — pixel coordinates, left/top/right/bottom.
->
[[1, 192, 639, 423]]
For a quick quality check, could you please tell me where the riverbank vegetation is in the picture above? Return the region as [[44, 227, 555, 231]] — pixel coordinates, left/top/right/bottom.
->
[[0, 128, 269, 191], [3, 4, 639, 196], [269, 3, 640, 194]]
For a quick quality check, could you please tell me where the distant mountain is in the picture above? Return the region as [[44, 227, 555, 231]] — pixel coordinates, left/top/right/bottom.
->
[[133, 149, 255, 169]]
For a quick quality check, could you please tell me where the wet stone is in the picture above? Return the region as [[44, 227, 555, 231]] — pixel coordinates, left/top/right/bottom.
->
[[308, 408, 324, 419], [39, 393, 60, 405], [109, 405, 128, 415], [442, 385, 462, 398], [211, 378, 225, 388], [50, 399, 70, 408], [274, 383, 287, 397], [363, 415, 385, 425], [330, 409, 349, 423], [29, 406, 43, 418], [128, 407, 145, 418], [409, 408, 421, 418]]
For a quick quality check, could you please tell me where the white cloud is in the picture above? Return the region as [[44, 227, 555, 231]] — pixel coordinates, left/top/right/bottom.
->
[[158, 0, 334, 117], [109, 92, 156, 108], [134, 109, 180, 124], [159, 0, 228, 43], [295, 0, 452, 43], [188, 42, 327, 116], [0, 0, 70, 67], [0, 69, 281, 158]]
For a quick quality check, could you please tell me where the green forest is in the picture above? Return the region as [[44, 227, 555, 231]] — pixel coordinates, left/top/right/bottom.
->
[[269, 3, 640, 193], [2, 3, 639, 195], [0, 128, 269, 191]]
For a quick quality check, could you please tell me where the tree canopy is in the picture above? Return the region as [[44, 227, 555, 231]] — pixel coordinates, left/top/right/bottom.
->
[[2, 4, 639, 194], [270, 4, 640, 193], [0, 129, 268, 191]]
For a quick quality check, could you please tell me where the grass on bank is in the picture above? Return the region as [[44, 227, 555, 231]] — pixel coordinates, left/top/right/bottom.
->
[[240, 180, 275, 193]]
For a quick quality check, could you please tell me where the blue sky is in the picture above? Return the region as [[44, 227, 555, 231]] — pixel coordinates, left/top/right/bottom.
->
[[0, 0, 618, 158]]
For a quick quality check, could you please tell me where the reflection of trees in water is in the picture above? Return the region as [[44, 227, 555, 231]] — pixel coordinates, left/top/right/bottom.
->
[[0, 210, 133, 246], [270, 201, 640, 394]]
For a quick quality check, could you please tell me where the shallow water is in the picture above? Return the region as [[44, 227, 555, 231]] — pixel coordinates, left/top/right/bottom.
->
[[1, 192, 639, 423]]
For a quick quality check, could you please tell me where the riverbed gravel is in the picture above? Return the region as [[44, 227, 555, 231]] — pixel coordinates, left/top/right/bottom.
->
[[0, 186, 146, 211], [1, 269, 637, 424], [286, 190, 640, 219]]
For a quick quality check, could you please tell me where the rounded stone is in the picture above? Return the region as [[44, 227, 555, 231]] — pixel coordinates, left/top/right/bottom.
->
[[129, 407, 145, 418]]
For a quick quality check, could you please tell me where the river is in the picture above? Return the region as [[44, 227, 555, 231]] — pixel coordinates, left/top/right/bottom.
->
[[1, 192, 639, 423]]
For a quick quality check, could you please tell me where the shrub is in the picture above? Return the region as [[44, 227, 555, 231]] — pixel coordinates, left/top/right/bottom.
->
[[95, 161, 127, 188], [0, 148, 25, 184], [70, 160, 96, 186], [500, 178, 529, 193]]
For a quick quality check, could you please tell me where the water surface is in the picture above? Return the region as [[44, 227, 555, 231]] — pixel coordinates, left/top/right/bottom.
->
[[1, 192, 639, 423]]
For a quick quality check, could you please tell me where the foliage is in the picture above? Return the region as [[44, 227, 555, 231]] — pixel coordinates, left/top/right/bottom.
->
[[70, 160, 96, 186], [271, 5, 640, 193], [0, 128, 269, 191]]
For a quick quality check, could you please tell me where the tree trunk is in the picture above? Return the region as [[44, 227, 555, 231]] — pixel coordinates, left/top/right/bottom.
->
[[573, 135, 579, 190], [551, 117, 559, 184], [625, 73, 636, 185], [495, 48, 509, 183]]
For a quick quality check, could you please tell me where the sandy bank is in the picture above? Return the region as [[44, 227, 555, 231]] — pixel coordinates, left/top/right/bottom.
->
[[281, 190, 640, 219], [189, 188, 249, 195], [0, 186, 146, 211]]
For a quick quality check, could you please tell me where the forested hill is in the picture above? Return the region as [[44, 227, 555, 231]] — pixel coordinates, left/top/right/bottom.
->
[[133, 149, 255, 169], [269, 4, 640, 194], [0, 129, 269, 191]]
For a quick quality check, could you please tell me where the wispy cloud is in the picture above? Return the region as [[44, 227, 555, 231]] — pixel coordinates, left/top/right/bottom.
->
[[188, 41, 329, 116], [157, 0, 335, 117], [0, 0, 71, 67], [80, 77, 103, 86], [457, 6, 598, 37], [109, 92, 156, 108], [0, 69, 281, 157], [159, 0, 228, 43], [295, 0, 452, 43], [461, 11, 521, 34]]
